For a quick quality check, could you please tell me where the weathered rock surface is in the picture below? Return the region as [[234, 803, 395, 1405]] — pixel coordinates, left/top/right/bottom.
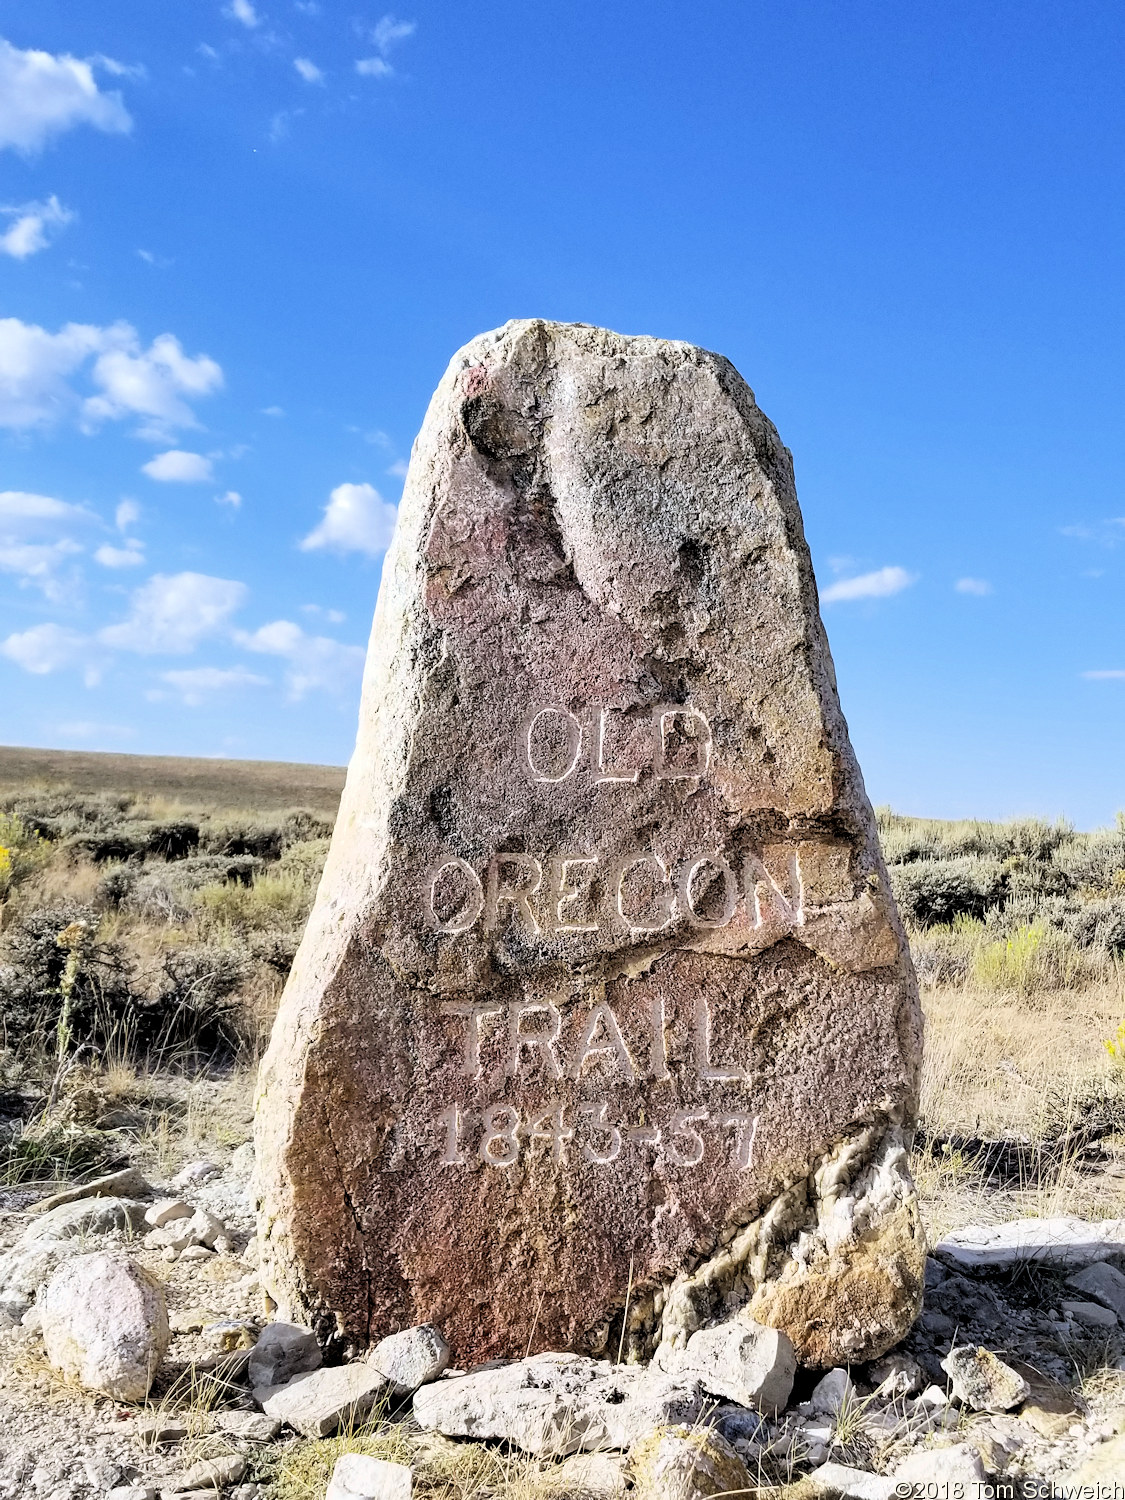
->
[[30, 1168, 152, 1215], [248, 1320, 322, 1389], [630, 1424, 750, 1500], [1066, 1261, 1125, 1321], [370, 1323, 451, 1391], [1062, 1298, 1117, 1329], [804, 1464, 897, 1500], [934, 1217, 1125, 1270], [939, 1345, 1030, 1413], [327, 1453, 412, 1500], [40, 1252, 169, 1401], [257, 1360, 393, 1437], [256, 318, 924, 1368], [661, 1313, 795, 1412], [893, 1444, 986, 1484], [412, 1352, 704, 1455]]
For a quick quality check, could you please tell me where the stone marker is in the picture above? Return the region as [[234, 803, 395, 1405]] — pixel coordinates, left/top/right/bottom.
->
[[256, 319, 924, 1368]]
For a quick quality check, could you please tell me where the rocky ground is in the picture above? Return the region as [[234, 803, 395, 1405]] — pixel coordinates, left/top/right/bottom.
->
[[1, 1148, 1124, 1500]]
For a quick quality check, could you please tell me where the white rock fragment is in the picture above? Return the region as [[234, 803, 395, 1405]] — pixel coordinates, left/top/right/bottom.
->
[[248, 1320, 322, 1389], [370, 1323, 451, 1393], [40, 1252, 169, 1401], [805, 1462, 897, 1499], [666, 1316, 795, 1414], [171, 1160, 221, 1189], [916, 1384, 950, 1409], [894, 1444, 986, 1483], [935, 1218, 1125, 1270], [259, 1360, 393, 1438], [144, 1199, 193, 1229], [178, 1245, 214, 1263], [326, 1453, 412, 1500], [413, 1353, 704, 1456]]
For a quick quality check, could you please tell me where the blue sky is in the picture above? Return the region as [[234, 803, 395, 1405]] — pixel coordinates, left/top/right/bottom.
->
[[2, 1, 1124, 827]]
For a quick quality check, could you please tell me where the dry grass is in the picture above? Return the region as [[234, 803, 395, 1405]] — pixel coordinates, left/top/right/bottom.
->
[[920, 977, 1124, 1140], [913, 975, 1125, 1239]]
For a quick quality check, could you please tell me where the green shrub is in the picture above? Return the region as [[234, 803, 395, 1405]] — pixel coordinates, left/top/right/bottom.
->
[[889, 856, 1007, 927], [194, 869, 313, 933], [971, 921, 1096, 994], [0, 903, 135, 1053], [0, 812, 50, 899], [153, 943, 248, 1055], [1054, 826, 1125, 891]]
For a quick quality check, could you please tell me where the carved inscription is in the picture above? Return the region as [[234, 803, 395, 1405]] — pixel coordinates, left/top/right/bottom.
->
[[437, 1101, 759, 1171], [426, 847, 806, 939], [523, 704, 712, 785], [440, 996, 746, 1083], [418, 703, 802, 1176]]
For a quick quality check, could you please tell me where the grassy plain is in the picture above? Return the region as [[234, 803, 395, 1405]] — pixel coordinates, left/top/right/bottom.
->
[[0, 744, 347, 818]]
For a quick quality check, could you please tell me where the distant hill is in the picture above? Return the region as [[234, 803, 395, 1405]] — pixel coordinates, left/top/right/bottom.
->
[[0, 744, 347, 818]]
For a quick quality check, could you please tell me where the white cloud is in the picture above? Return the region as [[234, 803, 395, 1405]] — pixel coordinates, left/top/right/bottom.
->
[[224, 0, 261, 27], [300, 481, 397, 557], [115, 499, 140, 530], [1082, 670, 1125, 681], [142, 449, 214, 483], [387, 458, 409, 478], [268, 110, 298, 143], [262, 405, 284, 417], [55, 719, 135, 742], [0, 317, 222, 436], [371, 15, 415, 51], [356, 56, 393, 77], [0, 489, 89, 525], [216, 490, 242, 507], [236, 618, 363, 699], [301, 603, 345, 624], [1, 622, 89, 674], [0, 38, 132, 154], [0, 195, 74, 258], [0, 537, 82, 597], [159, 665, 269, 705], [820, 565, 917, 605], [955, 577, 992, 596], [294, 57, 324, 83], [86, 331, 223, 439], [100, 571, 247, 653], [0, 317, 105, 427], [94, 541, 145, 568], [0, 489, 91, 598]]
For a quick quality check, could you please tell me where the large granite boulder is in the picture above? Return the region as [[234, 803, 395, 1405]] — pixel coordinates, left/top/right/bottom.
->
[[256, 319, 924, 1368]]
